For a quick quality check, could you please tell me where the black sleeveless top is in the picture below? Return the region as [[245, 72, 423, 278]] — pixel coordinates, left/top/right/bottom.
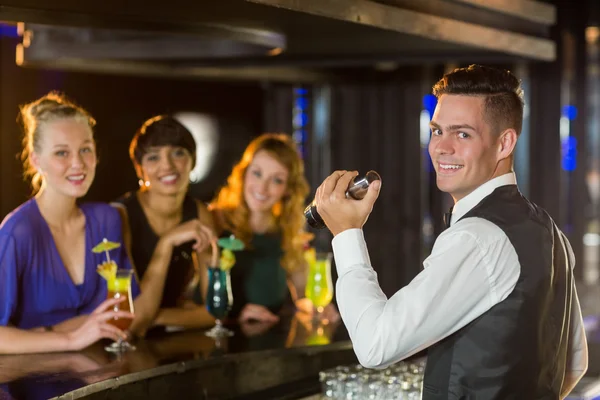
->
[[116, 191, 199, 308]]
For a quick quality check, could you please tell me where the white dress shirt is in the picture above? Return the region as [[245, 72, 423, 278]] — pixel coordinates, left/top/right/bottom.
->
[[332, 172, 587, 375]]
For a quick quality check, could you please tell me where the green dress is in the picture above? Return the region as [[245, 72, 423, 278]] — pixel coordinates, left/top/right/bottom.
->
[[229, 233, 290, 318]]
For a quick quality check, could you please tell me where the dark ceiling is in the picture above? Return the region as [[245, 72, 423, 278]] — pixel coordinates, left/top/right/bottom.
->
[[0, 0, 557, 82]]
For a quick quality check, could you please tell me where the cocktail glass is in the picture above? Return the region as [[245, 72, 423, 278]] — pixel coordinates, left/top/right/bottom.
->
[[104, 269, 136, 352], [305, 252, 334, 320], [205, 266, 234, 337]]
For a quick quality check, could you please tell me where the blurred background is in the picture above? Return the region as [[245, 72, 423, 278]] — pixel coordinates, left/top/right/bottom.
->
[[0, 0, 598, 313]]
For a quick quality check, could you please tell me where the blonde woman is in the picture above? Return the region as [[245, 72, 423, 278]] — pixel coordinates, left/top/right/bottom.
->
[[0, 94, 197, 354], [210, 133, 338, 323]]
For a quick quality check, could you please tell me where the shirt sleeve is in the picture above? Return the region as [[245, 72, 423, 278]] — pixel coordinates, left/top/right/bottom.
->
[[0, 234, 19, 326], [331, 219, 520, 369]]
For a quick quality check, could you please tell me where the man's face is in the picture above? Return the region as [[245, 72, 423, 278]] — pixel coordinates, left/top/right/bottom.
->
[[428, 94, 503, 202]]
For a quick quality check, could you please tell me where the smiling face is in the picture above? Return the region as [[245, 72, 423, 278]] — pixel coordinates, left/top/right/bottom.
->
[[31, 118, 97, 199], [243, 150, 290, 214], [428, 94, 516, 202], [138, 145, 193, 195]]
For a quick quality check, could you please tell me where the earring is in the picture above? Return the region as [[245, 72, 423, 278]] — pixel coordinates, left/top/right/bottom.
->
[[138, 179, 150, 187]]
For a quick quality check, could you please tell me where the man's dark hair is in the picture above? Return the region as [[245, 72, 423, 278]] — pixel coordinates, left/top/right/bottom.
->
[[432, 64, 524, 136]]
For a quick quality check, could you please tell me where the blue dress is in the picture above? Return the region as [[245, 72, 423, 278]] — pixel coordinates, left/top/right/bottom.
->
[[0, 199, 140, 329]]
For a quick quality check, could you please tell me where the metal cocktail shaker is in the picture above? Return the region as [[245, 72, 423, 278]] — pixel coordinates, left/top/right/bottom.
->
[[304, 170, 381, 229]]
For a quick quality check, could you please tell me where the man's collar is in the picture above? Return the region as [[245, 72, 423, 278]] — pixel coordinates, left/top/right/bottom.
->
[[451, 172, 517, 223]]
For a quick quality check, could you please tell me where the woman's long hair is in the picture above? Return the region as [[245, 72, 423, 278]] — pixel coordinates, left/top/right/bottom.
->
[[210, 133, 310, 273]]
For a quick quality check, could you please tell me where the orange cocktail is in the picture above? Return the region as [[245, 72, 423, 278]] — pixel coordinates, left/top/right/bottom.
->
[[105, 269, 135, 352]]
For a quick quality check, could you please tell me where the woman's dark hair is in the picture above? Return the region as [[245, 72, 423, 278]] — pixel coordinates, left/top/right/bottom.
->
[[129, 115, 197, 169]]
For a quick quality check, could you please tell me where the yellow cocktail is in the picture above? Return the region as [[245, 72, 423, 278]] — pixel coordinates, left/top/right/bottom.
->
[[106, 271, 134, 332], [93, 238, 136, 352]]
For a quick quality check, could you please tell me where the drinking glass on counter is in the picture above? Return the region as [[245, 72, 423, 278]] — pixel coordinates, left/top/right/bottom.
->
[[305, 252, 333, 319], [205, 266, 234, 338], [105, 269, 136, 352], [319, 361, 425, 399]]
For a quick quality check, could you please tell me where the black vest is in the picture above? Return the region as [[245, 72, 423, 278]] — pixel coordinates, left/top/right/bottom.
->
[[423, 185, 574, 400]]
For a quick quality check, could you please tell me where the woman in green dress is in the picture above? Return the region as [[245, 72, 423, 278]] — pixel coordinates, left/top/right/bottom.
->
[[210, 133, 338, 324]]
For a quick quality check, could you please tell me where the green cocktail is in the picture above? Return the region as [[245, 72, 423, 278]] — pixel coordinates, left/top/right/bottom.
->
[[305, 252, 333, 313]]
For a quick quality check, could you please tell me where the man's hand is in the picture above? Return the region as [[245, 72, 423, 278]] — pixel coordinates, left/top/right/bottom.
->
[[315, 170, 381, 236]]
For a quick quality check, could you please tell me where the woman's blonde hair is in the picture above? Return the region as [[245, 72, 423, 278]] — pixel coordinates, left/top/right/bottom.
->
[[19, 91, 96, 193], [210, 133, 310, 273]]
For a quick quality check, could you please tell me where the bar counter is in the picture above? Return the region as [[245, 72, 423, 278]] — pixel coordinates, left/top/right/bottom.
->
[[5, 315, 600, 400], [0, 316, 354, 400]]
